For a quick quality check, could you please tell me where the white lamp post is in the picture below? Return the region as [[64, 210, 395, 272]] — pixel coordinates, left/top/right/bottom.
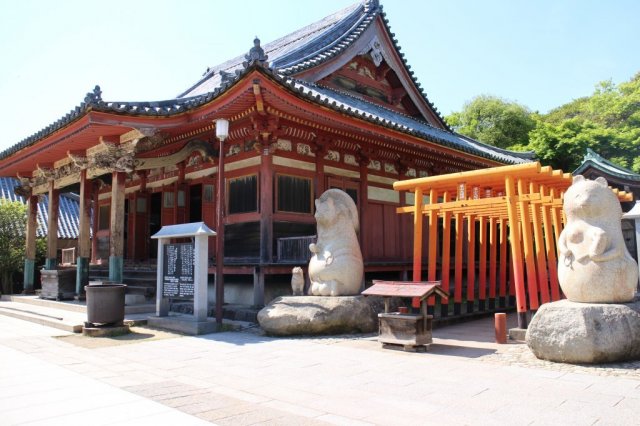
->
[[215, 118, 229, 324]]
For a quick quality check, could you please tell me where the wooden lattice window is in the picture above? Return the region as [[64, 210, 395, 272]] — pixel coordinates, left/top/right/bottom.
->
[[98, 205, 110, 230], [227, 174, 258, 214], [276, 174, 313, 214]]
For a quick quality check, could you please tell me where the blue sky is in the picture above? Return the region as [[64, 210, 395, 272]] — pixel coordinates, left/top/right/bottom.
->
[[0, 0, 638, 152]]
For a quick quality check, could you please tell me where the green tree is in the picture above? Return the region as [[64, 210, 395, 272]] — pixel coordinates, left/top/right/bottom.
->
[[0, 199, 27, 294], [529, 73, 640, 172], [448, 72, 640, 173], [446, 95, 536, 150]]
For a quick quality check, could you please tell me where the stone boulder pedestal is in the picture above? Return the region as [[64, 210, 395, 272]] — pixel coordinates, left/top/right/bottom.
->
[[526, 299, 640, 364], [257, 296, 377, 336]]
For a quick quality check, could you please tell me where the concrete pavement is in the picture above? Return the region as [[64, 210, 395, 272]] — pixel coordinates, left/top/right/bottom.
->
[[1, 312, 639, 425]]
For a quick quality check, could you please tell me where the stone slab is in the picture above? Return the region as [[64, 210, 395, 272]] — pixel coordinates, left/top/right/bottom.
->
[[526, 298, 640, 364], [125, 294, 147, 305], [257, 295, 377, 336], [508, 328, 527, 341], [83, 324, 130, 337], [147, 315, 222, 335]]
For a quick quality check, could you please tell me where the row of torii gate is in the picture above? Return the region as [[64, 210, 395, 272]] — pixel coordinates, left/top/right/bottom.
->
[[394, 162, 633, 328]]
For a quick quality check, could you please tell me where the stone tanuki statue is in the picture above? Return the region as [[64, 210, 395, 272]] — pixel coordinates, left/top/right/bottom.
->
[[557, 175, 638, 303], [291, 266, 304, 296], [308, 189, 364, 296]]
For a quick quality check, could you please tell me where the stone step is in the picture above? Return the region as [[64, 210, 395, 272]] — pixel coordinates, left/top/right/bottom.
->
[[0, 300, 84, 333], [0, 295, 156, 315], [2, 295, 86, 313], [0, 297, 152, 333]]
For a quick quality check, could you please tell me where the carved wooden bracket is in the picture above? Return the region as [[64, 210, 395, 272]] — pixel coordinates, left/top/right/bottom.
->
[[67, 151, 89, 169], [312, 135, 333, 156]]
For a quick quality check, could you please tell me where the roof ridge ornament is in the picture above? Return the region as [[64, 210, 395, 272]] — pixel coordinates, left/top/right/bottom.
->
[[585, 147, 600, 160], [84, 85, 102, 104], [364, 0, 380, 13], [243, 37, 269, 69]]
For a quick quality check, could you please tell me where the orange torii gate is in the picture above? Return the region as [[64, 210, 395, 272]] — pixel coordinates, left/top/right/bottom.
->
[[393, 162, 633, 329]]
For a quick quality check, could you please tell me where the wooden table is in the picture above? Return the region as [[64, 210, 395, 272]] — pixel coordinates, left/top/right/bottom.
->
[[362, 280, 448, 351]]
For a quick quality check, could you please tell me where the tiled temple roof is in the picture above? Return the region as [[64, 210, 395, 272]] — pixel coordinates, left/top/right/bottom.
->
[[0, 86, 218, 160], [574, 148, 640, 181], [180, 1, 448, 129], [283, 78, 535, 164], [0, 0, 535, 166], [0, 177, 80, 239], [178, 1, 366, 98]]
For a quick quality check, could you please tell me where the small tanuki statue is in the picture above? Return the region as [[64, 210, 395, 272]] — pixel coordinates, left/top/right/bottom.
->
[[308, 189, 364, 296], [557, 175, 638, 303], [291, 266, 304, 296]]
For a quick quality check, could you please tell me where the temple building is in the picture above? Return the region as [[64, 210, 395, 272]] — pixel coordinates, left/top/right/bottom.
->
[[574, 148, 639, 262], [0, 0, 534, 307]]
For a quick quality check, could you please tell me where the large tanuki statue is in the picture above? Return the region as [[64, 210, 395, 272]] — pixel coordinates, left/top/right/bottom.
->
[[557, 175, 638, 303], [308, 189, 363, 296]]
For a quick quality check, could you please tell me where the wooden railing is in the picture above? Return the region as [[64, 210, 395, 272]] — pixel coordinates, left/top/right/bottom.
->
[[61, 247, 76, 266], [276, 235, 316, 262]]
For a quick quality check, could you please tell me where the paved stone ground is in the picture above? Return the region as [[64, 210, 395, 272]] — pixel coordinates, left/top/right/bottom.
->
[[1, 313, 639, 425], [481, 342, 640, 380]]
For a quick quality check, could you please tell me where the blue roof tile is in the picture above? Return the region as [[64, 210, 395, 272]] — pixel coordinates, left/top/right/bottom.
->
[[0, 177, 81, 239]]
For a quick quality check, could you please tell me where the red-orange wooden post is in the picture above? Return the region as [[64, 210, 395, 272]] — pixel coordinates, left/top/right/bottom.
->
[[542, 186, 561, 300], [505, 175, 528, 328], [517, 178, 539, 312], [427, 189, 439, 309], [529, 182, 550, 304], [466, 213, 476, 313], [478, 215, 487, 311], [499, 217, 508, 307], [412, 187, 424, 282], [412, 187, 424, 308], [454, 211, 464, 315], [440, 191, 452, 317], [489, 216, 498, 309], [427, 189, 439, 282], [550, 188, 563, 245]]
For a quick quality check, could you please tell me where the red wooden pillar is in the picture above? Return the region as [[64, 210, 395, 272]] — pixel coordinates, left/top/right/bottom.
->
[[45, 182, 59, 270], [540, 186, 560, 301], [489, 217, 498, 309], [257, 146, 274, 306], [440, 191, 452, 317], [76, 169, 92, 295], [161, 184, 176, 226], [109, 171, 126, 283], [427, 189, 438, 309], [313, 140, 327, 198], [23, 193, 38, 293], [454, 212, 463, 315], [91, 181, 100, 264], [412, 188, 424, 282], [517, 179, 539, 312], [499, 217, 508, 307], [201, 178, 216, 259], [358, 154, 369, 261], [134, 172, 149, 261], [478, 216, 487, 311], [505, 175, 528, 329], [529, 182, 550, 304], [126, 193, 135, 261], [175, 162, 187, 224], [466, 214, 476, 313]]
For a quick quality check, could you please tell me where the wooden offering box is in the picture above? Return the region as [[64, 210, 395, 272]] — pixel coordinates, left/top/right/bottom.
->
[[362, 281, 448, 351]]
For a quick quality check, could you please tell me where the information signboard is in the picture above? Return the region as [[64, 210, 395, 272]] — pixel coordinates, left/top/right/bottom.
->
[[162, 242, 195, 297]]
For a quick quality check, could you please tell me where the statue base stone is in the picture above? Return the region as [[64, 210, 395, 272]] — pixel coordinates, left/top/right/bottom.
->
[[526, 298, 640, 364], [257, 296, 377, 336]]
